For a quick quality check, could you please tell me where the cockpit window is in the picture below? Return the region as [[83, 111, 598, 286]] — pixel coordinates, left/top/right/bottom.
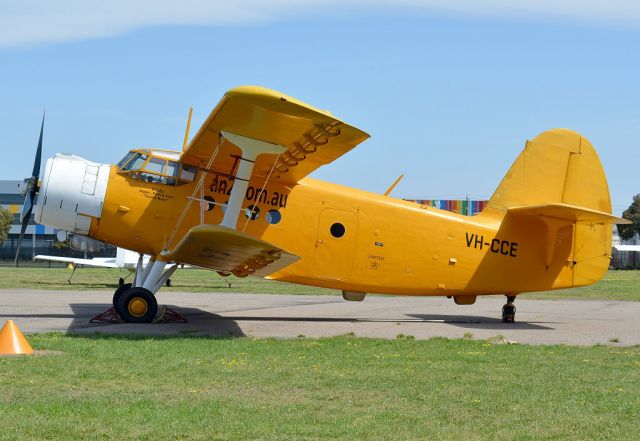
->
[[117, 150, 195, 186], [121, 153, 148, 171], [165, 161, 178, 178], [117, 151, 136, 169], [145, 157, 166, 174]]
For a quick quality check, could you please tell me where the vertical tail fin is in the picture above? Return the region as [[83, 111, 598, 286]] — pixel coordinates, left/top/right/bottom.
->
[[486, 129, 611, 213], [483, 129, 614, 286]]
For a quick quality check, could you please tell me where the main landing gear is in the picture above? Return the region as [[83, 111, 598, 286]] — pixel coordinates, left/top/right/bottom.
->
[[502, 295, 516, 323], [112, 255, 178, 323], [117, 277, 169, 287]]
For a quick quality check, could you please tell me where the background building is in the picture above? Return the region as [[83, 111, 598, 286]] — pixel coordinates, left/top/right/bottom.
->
[[612, 225, 640, 269], [0, 180, 114, 263]]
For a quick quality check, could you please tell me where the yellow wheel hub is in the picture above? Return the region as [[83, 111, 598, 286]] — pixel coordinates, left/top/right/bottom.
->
[[128, 298, 148, 317]]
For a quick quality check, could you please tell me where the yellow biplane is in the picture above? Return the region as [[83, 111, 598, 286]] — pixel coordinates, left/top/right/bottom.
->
[[16, 86, 629, 323]]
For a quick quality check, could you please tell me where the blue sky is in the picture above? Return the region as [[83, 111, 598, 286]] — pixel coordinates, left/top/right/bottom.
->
[[1, 2, 639, 214]]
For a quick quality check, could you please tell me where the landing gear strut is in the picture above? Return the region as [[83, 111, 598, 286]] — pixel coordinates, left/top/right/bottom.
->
[[502, 295, 516, 323], [111, 255, 178, 323]]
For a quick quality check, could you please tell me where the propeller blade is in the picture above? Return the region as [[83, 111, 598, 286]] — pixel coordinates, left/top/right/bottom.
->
[[20, 191, 33, 224], [32, 112, 44, 179], [16, 113, 45, 266], [14, 204, 33, 266]]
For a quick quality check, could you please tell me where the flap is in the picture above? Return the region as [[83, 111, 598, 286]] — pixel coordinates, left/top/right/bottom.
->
[[508, 203, 631, 224], [180, 86, 369, 184], [163, 224, 300, 277]]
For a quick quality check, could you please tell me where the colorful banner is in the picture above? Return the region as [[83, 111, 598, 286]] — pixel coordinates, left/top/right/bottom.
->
[[403, 199, 488, 216]]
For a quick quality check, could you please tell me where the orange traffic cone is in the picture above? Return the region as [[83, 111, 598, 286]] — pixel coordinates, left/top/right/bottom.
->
[[0, 320, 34, 355]]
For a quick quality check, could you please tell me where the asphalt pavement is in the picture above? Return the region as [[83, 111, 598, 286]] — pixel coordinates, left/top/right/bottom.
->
[[1, 289, 639, 346]]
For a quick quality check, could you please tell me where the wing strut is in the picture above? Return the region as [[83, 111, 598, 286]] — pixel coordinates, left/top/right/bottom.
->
[[182, 107, 193, 151], [165, 135, 223, 250], [219, 131, 285, 229]]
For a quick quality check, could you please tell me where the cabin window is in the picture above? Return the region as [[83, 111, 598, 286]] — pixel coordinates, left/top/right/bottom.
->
[[330, 222, 346, 238], [266, 210, 281, 225], [203, 196, 216, 211], [244, 205, 260, 220]]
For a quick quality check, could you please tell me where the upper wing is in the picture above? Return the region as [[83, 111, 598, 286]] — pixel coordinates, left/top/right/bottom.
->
[[33, 255, 119, 268], [181, 86, 370, 184], [163, 224, 299, 277]]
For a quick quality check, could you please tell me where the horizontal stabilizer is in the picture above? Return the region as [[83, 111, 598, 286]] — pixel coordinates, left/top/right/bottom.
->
[[508, 203, 631, 225], [163, 224, 299, 277]]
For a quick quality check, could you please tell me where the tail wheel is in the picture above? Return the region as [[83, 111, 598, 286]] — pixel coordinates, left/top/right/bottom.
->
[[116, 287, 157, 323], [502, 304, 516, 323]]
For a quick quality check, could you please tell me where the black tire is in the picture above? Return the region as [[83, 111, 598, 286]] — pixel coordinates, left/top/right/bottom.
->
[[116, 287, 158, 323], [112, 283, 132, 307], [502, 304, 516, 323]]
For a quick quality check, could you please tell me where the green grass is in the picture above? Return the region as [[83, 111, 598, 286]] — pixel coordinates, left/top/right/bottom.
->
[[0, 334, 638, 440], [0, 266, 336, 295], [0, 267, 638, 301], [526, 270, 640, 301]]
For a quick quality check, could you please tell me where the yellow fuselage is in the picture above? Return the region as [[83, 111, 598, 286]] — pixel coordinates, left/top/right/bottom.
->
[[91, 167, 586, 297]]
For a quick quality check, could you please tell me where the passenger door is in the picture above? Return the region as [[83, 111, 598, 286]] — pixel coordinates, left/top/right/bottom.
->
[[313, 209, 358, 280]]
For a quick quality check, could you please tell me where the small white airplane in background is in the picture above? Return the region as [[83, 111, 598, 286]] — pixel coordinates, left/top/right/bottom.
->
[[34, 247, 150, 285], [34, 248, 231, 287]]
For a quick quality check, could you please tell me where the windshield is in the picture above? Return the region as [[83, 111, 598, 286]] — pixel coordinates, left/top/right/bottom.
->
[[117, 151, 136, 169], [120, 152, 148, 171]]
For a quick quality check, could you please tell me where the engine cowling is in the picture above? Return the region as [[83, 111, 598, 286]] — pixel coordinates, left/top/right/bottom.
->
[[34, 153, 111, 236]]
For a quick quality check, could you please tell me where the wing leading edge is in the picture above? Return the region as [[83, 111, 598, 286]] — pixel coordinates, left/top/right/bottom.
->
[[180, 86, 370, 184]]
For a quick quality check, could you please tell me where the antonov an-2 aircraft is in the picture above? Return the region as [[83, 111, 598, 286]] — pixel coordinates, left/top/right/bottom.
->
[[16, 86, 629, 323]]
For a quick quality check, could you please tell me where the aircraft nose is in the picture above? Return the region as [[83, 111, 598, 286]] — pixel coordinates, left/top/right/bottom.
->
[[34, 154, 111, 235]]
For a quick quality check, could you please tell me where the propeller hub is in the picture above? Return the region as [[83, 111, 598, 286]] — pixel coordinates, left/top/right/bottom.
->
[[17, 176, 37, 198]]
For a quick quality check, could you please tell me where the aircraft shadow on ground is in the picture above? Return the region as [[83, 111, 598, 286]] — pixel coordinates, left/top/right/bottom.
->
[[407, 314, 554, 330], [5, 303, 553, 337], [67, 303, 246, 338]]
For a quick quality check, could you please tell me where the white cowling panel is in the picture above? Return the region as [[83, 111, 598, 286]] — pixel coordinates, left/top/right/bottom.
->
[[34, 153, 110, 235]]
